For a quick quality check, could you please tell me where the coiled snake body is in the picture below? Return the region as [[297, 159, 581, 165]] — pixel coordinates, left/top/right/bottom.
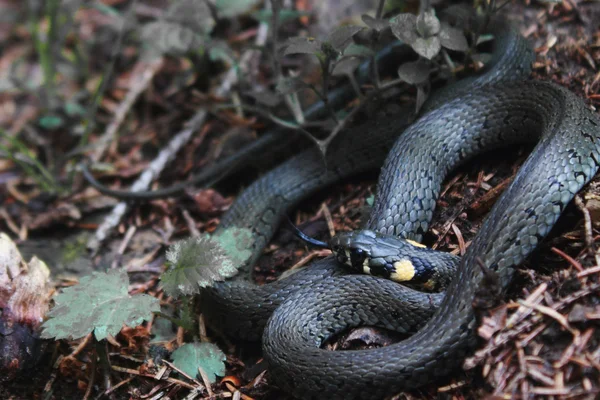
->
[[201, 22, 600, 399]]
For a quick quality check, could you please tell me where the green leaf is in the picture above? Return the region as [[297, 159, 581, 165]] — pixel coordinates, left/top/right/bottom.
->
[[208, 42, 237, 66], [476, 34, 494, 45], [361, 14, 389, 32], [41, 269, 160, 341], [38, 115, 63, 129], [332, 58, 362, 77], [160, 227, 253, 298], [161, 235, 237, 298], [141, 21, 205, 57], [165, 0, 215, 35], [343, 43, 374, 58], [215, 0, 260, 18], [171, 342, 226, 383], [212, 227, 253, 268], [397, 59, 430, 85], [326, 25, 364, 52], [282, 37, 321, 56], [365, 195, 375, 206], [411, 36, 441, 60], [416, 9, 440, 38], [64, 102, 87, 117], [390, 13, 418, 44], [439, 24, 468, 52], [141, 0, 214, 58]]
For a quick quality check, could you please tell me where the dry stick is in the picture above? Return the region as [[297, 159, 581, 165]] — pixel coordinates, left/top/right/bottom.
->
[[289, 249, 332, 270], [319, 202, 335, 238], [42, 354, 63, 398], [88, 22, 269, 252], [99, 376, 135, 398], [91, 57, 165, 162], [181, 209, 201, 237], [197, 366, 214, 397], [551, 247, 584, 272], [111, 365, 198, 390], [574, 195, 596, 258], [464, 282, 600, 369], [82, 354, 97, 400], [161, 360, 204, 388]]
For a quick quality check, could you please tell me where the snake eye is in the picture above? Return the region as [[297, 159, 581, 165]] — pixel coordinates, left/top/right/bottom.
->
[[349, 248, 367, 269]]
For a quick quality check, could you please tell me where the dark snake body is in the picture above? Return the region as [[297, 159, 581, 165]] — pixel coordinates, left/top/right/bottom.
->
[[201, 22, 600, 399]]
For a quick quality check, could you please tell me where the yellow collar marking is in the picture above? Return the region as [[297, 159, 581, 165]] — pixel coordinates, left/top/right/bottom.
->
[[390, 260, 416, 282], [406, 239, 426, 248]]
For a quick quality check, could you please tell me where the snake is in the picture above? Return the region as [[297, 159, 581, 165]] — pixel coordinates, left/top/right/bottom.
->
[[199, 19, 600, 399]]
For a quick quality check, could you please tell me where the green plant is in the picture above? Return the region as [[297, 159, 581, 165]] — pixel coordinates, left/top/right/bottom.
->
[[41, 269, 159, 341], [160, 227, 253, 297], [2, 1, 134, 194], [213, 0, 505, 158], [0, 129, 61, 193]]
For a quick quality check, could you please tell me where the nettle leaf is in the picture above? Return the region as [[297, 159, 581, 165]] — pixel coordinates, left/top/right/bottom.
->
[[439, 24, 469, 52], [412, 36, 441, 60], [41, 269, 159, 341], [361, 14, 389, 32], [171, 342, 226, 383], [161, 235, 237, 298], [160, 227, 252, 298], [282, 37, 321, 56], [276, 76, 312, 95], [397, 59, 430, 85], [416, 9, 440, 38], [165, 0, 215, 35], [215, 0, 260, 18], [212, 227, 253, 267], [326, 25, 364, 52], [390, 13, 418, 44]]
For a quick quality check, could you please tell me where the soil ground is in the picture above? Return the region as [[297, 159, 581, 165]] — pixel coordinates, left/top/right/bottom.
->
[[1, 0, 599, 399]]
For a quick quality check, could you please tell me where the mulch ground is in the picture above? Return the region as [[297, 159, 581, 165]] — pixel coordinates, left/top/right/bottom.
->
[[1, 0, 599, 399]]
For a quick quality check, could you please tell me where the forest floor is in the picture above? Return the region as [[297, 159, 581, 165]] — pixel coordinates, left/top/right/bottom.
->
[[0, 0, 599, 399]]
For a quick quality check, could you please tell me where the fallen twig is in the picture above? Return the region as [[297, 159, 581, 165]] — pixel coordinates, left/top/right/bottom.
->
[[88, 21, 269, 252]]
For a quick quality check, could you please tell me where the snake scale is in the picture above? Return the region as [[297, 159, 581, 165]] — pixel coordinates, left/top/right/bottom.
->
[[200, 19, 600, 399]]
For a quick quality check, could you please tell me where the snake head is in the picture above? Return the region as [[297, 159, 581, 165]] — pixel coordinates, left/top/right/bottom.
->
[[329, 230, 391, 276], [329, 230, 432, 283]]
